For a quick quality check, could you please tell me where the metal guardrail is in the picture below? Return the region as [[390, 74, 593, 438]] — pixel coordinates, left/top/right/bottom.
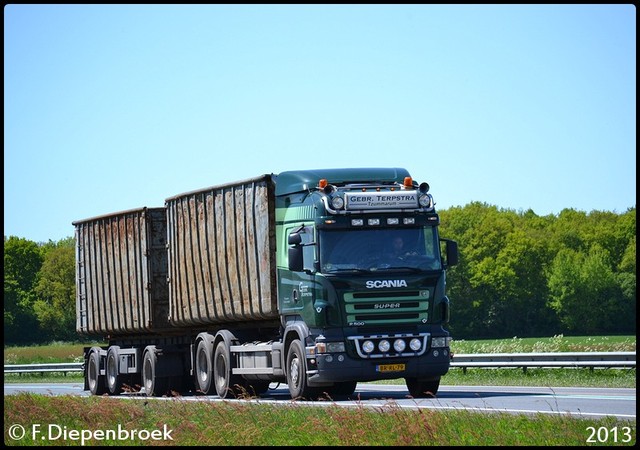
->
[[4, 362, 83, 375], [3, 352, 636, 376], [451, 351, 636, 373]]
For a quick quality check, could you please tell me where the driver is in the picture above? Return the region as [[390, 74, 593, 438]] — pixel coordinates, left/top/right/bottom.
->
[[388, 236, 418, 260]]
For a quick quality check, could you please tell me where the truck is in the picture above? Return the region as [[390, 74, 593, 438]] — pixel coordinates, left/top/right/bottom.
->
[[74, 167, 458, 400]]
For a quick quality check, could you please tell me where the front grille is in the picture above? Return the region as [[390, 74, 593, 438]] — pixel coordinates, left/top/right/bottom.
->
[[353, 302, 420, 310], [344, 289, 430, 326], [353, 290, 421, 299], [352, 312, 420, 321]]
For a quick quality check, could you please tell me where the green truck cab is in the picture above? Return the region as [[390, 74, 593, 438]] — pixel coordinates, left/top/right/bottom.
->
[[274, 168, 458, 398]]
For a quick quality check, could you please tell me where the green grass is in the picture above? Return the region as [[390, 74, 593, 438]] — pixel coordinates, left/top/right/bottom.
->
[[3, 341, 105, 365], [450, 334, 636, 353], [4, 393, 636, 446]]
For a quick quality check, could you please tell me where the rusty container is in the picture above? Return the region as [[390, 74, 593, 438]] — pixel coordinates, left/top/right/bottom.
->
[[74, 207, 170, 336], [165, 174, 278, 326]]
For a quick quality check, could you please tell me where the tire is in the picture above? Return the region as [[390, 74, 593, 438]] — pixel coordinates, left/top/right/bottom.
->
[[405, 377, 440, 398], [142, 347, 169, 397], [106, 346, 122, 395], [213, 340, 244, 399], [195, 340, 214, 394], [286, 339, 318, 400], [87, 349, 106, 395]]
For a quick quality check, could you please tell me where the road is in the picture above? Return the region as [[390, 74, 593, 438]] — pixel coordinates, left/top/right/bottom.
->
[[4, 382, 636, 420]]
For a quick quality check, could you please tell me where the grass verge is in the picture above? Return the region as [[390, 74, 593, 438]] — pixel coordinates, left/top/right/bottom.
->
[[4, 393, 636, 446]]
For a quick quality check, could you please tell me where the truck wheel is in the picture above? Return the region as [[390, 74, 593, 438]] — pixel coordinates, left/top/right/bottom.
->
[[195, 340, 214, 394], [286, 339, 318, 400], [87, 348, 106, 395], [106, 346, 122, 395], [142, 347, 169, 397], [213, 340, 244, 399], [405, 377, 440, 398]]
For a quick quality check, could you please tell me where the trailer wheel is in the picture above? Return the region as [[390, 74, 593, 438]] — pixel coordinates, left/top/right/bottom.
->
[[195, 340, 214, 394], [286, 339, 318, 400], [106, 346, 122, 395], [405, 377, 440, 398], [87, 348, 106, 395], [142, 347, 169, 397], [213, 340, 243, 399]]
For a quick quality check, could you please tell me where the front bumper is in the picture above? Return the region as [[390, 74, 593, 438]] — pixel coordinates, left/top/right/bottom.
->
[[306, 346, 451, 386]]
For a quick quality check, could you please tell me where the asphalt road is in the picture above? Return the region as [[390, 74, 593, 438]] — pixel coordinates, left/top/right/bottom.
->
[[4, 382, 636, 420]]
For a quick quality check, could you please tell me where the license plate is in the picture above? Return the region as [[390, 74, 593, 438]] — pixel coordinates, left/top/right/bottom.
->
[[376, 363, 405, 373]]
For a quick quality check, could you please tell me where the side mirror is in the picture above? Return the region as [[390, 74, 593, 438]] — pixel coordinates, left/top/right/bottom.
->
[[288, 232, 302, 246], [440, 296, 450, 324], [288, 246, 304, 272], [441, 239, 459, 267]]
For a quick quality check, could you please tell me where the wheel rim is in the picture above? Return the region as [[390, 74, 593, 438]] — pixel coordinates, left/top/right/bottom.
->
[[289, 355, 300, 388], [197, 348, 209, 384], [107, 354, 117, 389], [215, 352, 227, 391], [88, 357, 98, 391], [143, 356, 153, 392]]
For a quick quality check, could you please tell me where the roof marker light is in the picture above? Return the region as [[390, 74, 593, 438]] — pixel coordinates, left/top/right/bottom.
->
[[404, 177, 413, 188]]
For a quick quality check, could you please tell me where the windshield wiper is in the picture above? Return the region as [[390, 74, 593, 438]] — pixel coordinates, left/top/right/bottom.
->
[[380, 266, 424, 273], [324, 268, 372, 274]]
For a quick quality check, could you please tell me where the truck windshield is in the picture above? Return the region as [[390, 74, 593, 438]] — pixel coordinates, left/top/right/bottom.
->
[[319, 227, 441, 273]]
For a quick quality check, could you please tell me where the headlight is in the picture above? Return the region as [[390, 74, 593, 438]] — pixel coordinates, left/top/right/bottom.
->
[[418, 194, 432, 208], [362, 340, 375, 353], [315, 342, 346, 354], [378, 340, 390, 352], [409, 338, 422, 351], [431, 337, 451, 348], [331, 196, 345, 210], [393, 339, 406, 353], [326, 342, 345, 353]]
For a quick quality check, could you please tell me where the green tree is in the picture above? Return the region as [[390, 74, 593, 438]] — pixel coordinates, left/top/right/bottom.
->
[[548, 245, 620, 333], [610, 210, 636, 333], [33, 238, 77, 340], [3, 236, 44, 344], [440, 203, 635, 338]]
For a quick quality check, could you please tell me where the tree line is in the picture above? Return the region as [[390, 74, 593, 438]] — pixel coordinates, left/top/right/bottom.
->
[[439, 203, 635, 338], [3, 204, 636, 345]]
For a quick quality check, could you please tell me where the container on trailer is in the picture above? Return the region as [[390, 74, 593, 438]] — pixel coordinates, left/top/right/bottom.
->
[[164, 174, 278, 327], [74, 207, 170, 336]]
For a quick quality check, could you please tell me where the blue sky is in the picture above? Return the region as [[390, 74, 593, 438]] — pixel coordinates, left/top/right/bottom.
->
[[4, 4, 636, 243]]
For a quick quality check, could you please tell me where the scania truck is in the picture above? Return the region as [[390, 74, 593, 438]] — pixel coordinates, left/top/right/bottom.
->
[[74, 167, 458, 400]]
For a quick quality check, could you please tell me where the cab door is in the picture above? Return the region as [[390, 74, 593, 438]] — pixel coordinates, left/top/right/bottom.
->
[[278, 225, 317, 320]]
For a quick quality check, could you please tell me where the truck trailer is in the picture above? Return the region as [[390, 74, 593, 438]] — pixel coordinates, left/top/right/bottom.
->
[[74, 167, 458, 400]]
